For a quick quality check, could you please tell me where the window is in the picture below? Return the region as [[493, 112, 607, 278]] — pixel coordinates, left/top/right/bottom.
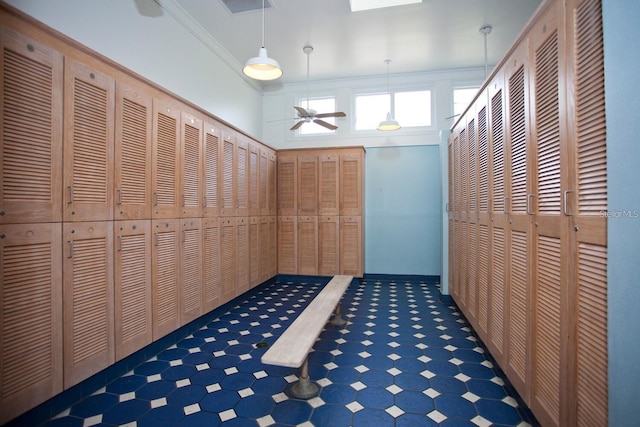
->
[[354, 90, 431, 131], [453, 87, 480, 118], [298, 97, 337, 135]]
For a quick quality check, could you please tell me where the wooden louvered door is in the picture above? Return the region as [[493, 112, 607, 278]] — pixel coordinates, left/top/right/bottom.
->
[[115, 82, 152, 220], [0, 29, 63, 224], [298, 156, 318, 216], [504, 41, 532, 401], [203, 218, 221, 312], [340, 150, 364, 216], [0, 223, 62, 424], [278, 216, 297, 274], [236, 137, 249, 217], [529, 6, 568, 426], [259, 216, 270, 282], [249, 217, 260, 288], [181, 218, 202, 324], [450, 133, 461, 302], [181, 111, 203, 218], [319, 154, 340, 216], [268, 152, 277, 216], [447, 138, 455, 300], [64, 59, 115, 222], [220, 130, 236, 217], [278, 155, 297, 216], [220, 217, 236, 304], [567, 0, 608, 424], [319, 215, 340, 276], [466, 114, 479, 325], [249, 144, 260, 216], [259, 149, 269, 216], [457, 127, 469, 310], [340, 216, 363, 277], [268, 216, 278, 277], [152, 98, 181, 219], [475, 97, 491, 340], [203, 122, 221, 217], [151, 218, 180, 339], [114, 220, 152, 360], [487, 73, 508, 367], [63, 221, 114, 387], [236, 217, 250, 295], [298, 216, 318, 275]]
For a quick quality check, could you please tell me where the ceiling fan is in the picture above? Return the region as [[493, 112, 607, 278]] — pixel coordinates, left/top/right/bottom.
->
[[289, 45, 346, 131]]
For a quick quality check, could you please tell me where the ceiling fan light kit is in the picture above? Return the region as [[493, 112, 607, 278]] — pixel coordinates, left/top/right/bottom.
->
[[378, 59, 401, 131], [242, 0, 282, 81]]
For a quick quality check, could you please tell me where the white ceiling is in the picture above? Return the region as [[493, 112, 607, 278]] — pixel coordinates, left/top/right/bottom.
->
[[166, 0, 543, 85]]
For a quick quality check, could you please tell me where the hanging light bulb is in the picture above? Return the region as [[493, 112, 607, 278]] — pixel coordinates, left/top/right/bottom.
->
[[243, 0, 282, 81], [377, 59, 400, 131]]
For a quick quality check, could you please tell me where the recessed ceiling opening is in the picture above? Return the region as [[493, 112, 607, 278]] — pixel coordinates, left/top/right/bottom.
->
[[349, 0, 421, 12], [221, 0, 273, 14]]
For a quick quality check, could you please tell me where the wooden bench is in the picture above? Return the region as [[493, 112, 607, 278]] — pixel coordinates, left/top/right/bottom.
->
[[261, 275, 353, 399]]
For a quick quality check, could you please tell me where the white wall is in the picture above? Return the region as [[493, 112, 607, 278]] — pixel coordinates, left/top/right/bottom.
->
[[5, 0, 264, 137]]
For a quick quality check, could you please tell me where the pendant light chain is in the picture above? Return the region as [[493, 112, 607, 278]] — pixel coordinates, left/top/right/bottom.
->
[[261, 0, 265, 48]]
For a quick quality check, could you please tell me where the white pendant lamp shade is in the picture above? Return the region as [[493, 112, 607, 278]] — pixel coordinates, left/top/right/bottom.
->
[[378, 59, 400, 131], [243, 47, 282, 80], [242, 0, 282, 81], [377, 112, 401, 131]]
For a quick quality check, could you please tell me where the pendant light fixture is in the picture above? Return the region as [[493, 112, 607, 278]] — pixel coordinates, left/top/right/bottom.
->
[[242, 0, 282, 81], [377, 59, 401, 131]]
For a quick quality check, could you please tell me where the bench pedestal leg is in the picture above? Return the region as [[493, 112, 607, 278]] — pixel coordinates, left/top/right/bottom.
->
[[330, 303, 347, 326], [289, 358, 319, 399]]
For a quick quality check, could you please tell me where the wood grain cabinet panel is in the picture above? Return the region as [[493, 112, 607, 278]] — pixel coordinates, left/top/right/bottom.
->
[[297, 156, 318, 216], [319, 154, 340, 216], [235, 137, 249, 217], [249, 216, 260, 288], [278, 216, 297, 275], [114, 220, 152, 360], [319, 215, 340, 276], [340, 216, 363, 277], [249, 144, 260, 217], [115, 82, 152, 220], [64, 59, 115, 222], [297, 215, 318, 275], [0, 28, 63, 224], [151, 218, 180, 339], [236, 217, 250, 295], [278, 155, 297, 216], [152, 98, 181, 219], [340, 151, 364, 216], [63, 221, 114, 387], [203, 218, 221, 312], [220, 130, 236, 217], [181, 111, 203, 218], [0, 223, 63, 424], [203, 122, 221, 217], [181, 218, 202, 324], [220, 217, 236, 304]]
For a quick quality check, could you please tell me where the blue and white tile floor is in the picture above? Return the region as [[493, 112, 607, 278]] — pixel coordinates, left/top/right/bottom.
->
[[41, 278, 538, 426]]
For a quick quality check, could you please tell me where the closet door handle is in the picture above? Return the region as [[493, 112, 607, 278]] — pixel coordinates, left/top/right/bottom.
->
[[117, 189, 122, 205], [563, 190, 575, 216], [503, 197, 510, 214], [67, 186, 74, 204], [117, 236, 122, 251], [67, 241, 73, 259], [527, 194, 535, 215]]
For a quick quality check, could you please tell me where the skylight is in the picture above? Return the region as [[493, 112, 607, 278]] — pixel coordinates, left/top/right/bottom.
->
[[349, 0, 421, 12]]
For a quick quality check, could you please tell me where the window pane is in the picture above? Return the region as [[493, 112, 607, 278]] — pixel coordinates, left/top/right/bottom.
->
[[298, 97, 336, 135], [355, 94, 389, 130], [453, 87, 479, 118], [395, 90, 431, 127]]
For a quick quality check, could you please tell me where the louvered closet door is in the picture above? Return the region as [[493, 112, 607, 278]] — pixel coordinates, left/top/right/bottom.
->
[[64, 59, 115, 222], [568, 0, 608, 424], [268, 152, 277, 216], [487, 73, 508, 367], [466, 113, 479, 324], [259, 149, 270, 216], [298, 156, 318, 216], [340, 216, 363, 277], [450, 132, 461, 301], [0, 29, 63, 224], [63, 221, 114, 387], [457, 127, 469, 310], [504, 41, 532, 401], [220, 131, 236, 217], [249, 217, 260, 288], [152, 98, 181, 219], [529, 5, 568, 426], [249, 144, 260, 216], [0, 223, 62, 424], [268, 216, 278, 277], [340, 150, 364, 216], [319, 215, 340, 276], [181, 218, 202, 324], [203, 122, 221, 217], [476, 96, 491, 340], [319, 154, 340, 216], [114, 220, 152, 360], [278, 156, 297, 216], [298, 216, 318, 275], [278, 216, 297, 274], [259, 217, 270, 282], [203, 218, 221, 312], [151, 218, 180, 339], [181, 111, 203, 218], [115, 82, 152, 220], [236, 217, 250, 295], [220, 218, 236, 304], [447, 140, 455, 297], [236, 137, 249, 217]]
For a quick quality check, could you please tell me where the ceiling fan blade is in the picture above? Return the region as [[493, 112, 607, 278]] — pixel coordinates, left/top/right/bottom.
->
[[315, 111, 346, 118], [267, 117, 298, 123], [290, 120, 305, 131], [313, 119, 338, 130], [294, 106, 309, 117]]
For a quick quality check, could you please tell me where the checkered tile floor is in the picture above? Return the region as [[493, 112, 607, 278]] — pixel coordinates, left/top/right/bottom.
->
[[41, 278, 537, 426]]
